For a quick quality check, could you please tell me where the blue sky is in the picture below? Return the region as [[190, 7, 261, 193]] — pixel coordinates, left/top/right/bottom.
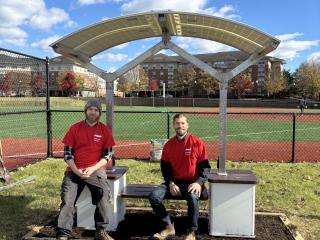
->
[[1, 0, 319, 72]]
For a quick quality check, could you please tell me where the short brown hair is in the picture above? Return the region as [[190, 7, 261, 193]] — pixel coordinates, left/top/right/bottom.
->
[[173, 113, 188, 124]]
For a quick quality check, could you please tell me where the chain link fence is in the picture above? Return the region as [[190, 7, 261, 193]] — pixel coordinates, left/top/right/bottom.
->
[[0, 48, 319, 171], [51, 111, 320, 163], [0, 48, 49, 170]]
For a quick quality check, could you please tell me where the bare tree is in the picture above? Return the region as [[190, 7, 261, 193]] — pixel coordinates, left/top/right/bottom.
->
[[124, 66, 140, 86], [31, 73, 45, 96], [117, 66, 149, 96], [3, 71, 32, 95]]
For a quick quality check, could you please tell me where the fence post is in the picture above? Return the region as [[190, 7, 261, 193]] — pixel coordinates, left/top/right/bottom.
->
[[291, 113, 296, 163], [46, 57, 53, 157], [167, 112, 170, 139]]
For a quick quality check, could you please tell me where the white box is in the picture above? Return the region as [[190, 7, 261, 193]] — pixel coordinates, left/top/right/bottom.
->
[[76, 171, 126, 231], [208, 170, 257, 238]]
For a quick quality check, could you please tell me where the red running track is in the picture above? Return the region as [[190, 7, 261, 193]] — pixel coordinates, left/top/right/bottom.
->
[[1, 138, 319, 171]]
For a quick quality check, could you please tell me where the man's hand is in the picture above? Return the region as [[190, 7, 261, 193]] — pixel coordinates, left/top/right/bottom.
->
[[169, 183, 181, 196], [74, 169, 89, 178], [188, 182, 202, 197], [82, 166, 97, 177]]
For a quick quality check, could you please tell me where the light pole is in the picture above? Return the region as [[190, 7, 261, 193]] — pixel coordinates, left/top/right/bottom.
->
[[18, 79, 22, 96], [152, 90, 155, 107]]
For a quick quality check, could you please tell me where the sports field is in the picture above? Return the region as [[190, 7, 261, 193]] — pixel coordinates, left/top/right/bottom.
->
[[1, 105, 319, 168], [1, 105, 320, 140]]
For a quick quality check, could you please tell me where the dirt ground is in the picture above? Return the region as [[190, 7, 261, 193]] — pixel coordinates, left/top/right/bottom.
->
[[32, 210, 295, 240]]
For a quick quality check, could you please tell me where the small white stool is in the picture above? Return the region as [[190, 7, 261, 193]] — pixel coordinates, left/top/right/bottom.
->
[[76, 166, 128, 231], [208, 170, 257, 238]]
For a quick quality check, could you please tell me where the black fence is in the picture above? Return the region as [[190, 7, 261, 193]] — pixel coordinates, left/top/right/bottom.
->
[[0, 48, 51, 170], [0, 48, 319, 171], [50, 110, 320, 163], [115, 97, 320, 109]]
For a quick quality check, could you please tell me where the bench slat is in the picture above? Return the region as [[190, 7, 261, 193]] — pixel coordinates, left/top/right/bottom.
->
[[120, 184, 208, 200]]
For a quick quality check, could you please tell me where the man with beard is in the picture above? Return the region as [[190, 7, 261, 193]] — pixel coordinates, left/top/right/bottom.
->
[[56, 99, 115, 240], [149, 113, 211, 240]]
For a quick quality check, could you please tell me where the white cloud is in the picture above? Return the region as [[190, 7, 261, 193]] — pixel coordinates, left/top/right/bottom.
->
[[176, 37, 235, 54], [64, 20, 78, 28], [28, 7, 70, 31], [101, 16, 110, 21], [308, 52, 320, 63], [269, 33, 320, 60], [0, 27, 28, 46], [31, 35, 61, 52], [112, 43, 129, 49], [0, 0, 45, 27], [106, 66, 117, 72], [202, 5, 240, 19], [0, 27, 27, 39], [78, 0, 106, 5], [276, 32, 303, 41], [93, 53, 128, 62], [3, 38, 27, 47], [0, 0, 76, 47], [78, 0, 123, 5], [177, 43, 189, 50], [121, 0, 239, 19]]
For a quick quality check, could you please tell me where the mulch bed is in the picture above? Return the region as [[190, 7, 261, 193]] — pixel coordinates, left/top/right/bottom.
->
[[28, 210, 296, 240]]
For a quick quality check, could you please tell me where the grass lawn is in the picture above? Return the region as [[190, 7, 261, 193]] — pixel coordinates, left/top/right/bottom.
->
[[0, 159, 319, 240]]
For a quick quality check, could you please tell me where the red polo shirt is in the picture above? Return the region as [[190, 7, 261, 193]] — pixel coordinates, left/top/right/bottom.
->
[[161, 133, 208, 182], [62, 120, 115, 171]]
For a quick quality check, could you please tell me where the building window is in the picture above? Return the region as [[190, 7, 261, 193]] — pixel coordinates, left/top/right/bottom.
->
[[142, 64, 148, 70]]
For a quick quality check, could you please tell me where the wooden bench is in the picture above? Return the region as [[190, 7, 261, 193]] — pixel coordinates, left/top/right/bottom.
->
[[76, 166, 258, 238], [120, 183, 208, 200]]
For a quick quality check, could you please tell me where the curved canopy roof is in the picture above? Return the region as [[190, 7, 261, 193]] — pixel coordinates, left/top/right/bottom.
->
[[50, 11, 280, 62]]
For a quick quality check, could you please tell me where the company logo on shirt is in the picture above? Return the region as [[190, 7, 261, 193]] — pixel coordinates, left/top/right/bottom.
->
[[94, 134, 102, 143], [185, 148, 192, 156]]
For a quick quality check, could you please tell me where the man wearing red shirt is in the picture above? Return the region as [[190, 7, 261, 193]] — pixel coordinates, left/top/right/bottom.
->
[[149, 113, 211, 240], [56, 99, 115, 240]]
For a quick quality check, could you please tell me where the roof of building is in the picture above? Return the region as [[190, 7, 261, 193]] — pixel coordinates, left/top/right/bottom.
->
[[49, 56, 82, 65], [143, 51, 285, 64]]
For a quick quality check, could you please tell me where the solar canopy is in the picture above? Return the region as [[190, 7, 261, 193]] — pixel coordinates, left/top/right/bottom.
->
[[50, 11, 279, 62]]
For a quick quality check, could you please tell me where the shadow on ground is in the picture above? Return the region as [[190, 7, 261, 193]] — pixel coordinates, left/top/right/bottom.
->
[[33, 210, 295, 240]]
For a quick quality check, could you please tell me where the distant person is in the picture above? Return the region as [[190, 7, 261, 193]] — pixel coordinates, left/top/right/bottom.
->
[[56, 99, 115, 240], [299, 97, 307, 114], [149, 113, 211, 240]]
